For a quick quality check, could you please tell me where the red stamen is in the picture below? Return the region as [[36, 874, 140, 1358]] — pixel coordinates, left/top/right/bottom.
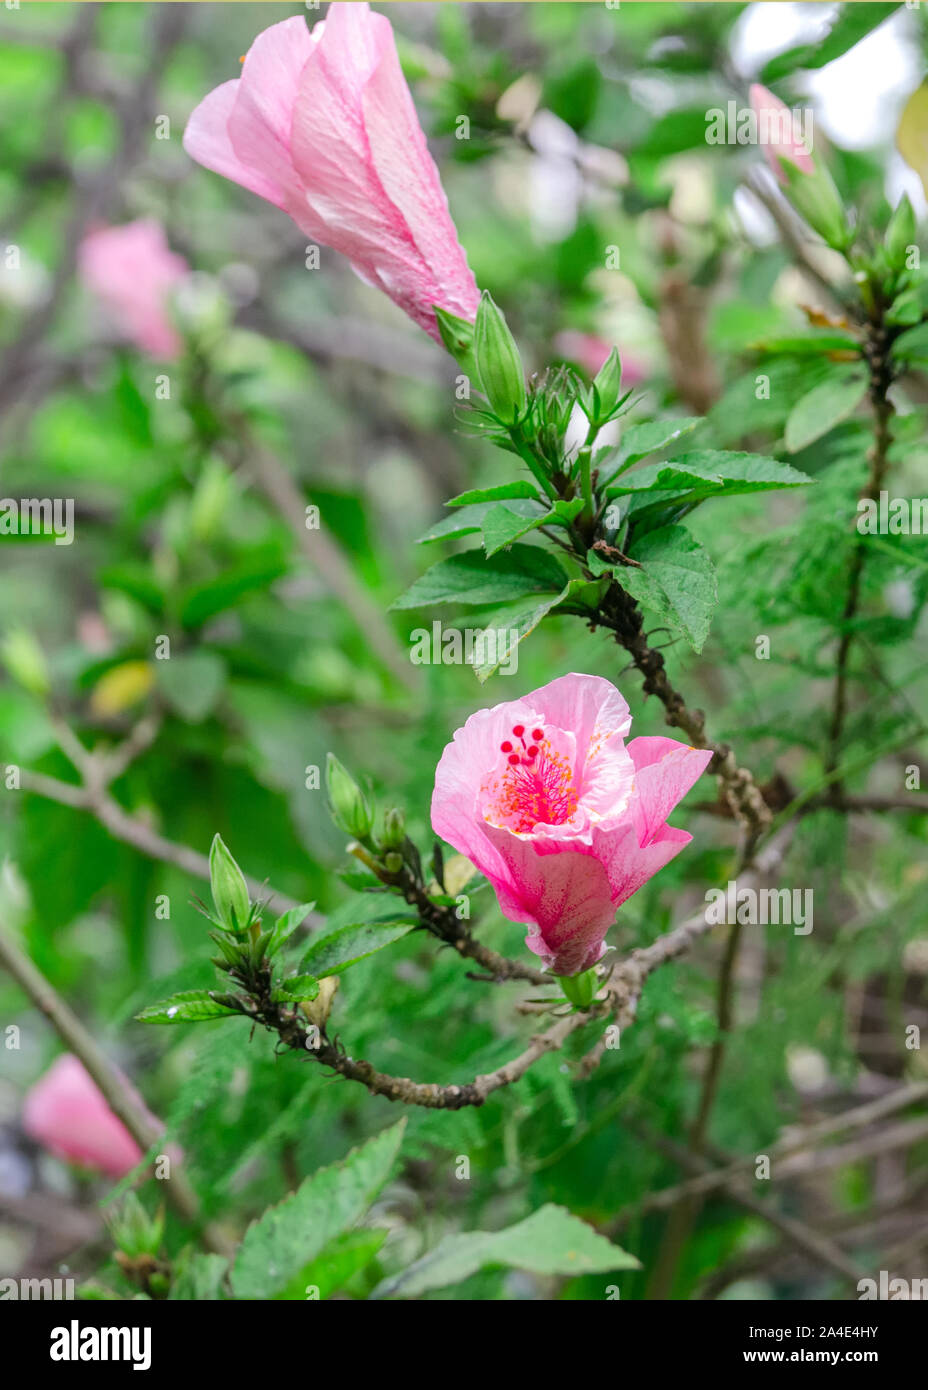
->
[[532, 728, 544, 741], [512, 724, 524, 737], [500, 741, 513, 753]]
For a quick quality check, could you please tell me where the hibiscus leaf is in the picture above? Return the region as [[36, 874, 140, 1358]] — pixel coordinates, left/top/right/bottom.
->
[[446, 481, 541, 507], [468, 577, 603, 682], [267, 902, 316, 957], [136, 990, 239, 1024], [417, 498, 543, 545], [231, 1121, 406, 1300], [607, 451, 813, 523], [299, 919, 415, 977], [603, 416, 703, 482], [372, 1203, 639, 1299], [482, 498, 583, 557], [784, 370, 869, 452], [390, 545, 570, 609], [620, 524, 718, 653]]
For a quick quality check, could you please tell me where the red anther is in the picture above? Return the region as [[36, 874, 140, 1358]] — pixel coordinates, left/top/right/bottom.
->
[[507, 753, 520, 766], [500, 741, 513, 753], [512, 724, 525, 738], [532, 728, 544, 742], [526, 745, 539, 759]]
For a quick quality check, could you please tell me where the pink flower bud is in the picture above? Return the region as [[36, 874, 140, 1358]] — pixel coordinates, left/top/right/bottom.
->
[[749, 84, 815, 184], [183, 5, 479, 342], [431, 674, 712, 977], [78, 220, 189, 359], [22, 1055, 157, 1180]]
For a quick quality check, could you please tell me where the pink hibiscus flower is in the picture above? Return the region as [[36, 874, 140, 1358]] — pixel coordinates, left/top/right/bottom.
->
[[431, 673, 712, 977], [183, 4, 479, 342]]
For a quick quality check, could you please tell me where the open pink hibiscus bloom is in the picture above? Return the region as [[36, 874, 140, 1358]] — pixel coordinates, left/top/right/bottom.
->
[[183, 3, 479, 342], [22, 1054, 155, 1180], [78, 220, 189, 359], [431, 674, 712, 977]]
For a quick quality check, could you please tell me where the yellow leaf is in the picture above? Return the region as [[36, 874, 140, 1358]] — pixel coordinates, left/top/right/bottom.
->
[[90, 660, 154, 717], [896, 83, 928, 199]]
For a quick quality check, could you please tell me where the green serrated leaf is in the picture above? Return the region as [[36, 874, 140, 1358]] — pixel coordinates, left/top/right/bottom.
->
[[372, 1203, 639, 1299], [231, 1120, 406, 1300], [621, 524, 718, 653], [784, 370, 869, 453], [268, 902, 316, 956], [892, 320, 928, 364], [418, 498, 542, 546], [274, 973, 319, 1003], [608, 416, 703, 479], [446, 481, 540, 508], [481, 498, 583, 557], [136, 990, 238, 1025], [275, 1228, 387, 1301], [390, 545, 569, 610], [609, 451, 813, 515], [299, 919, 415, 977], [468, 575, 602, 682]]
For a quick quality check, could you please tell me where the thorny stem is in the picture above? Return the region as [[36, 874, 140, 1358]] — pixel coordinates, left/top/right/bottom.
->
[[388, 861, 549, 987], [597, 584, 771, 846], [216, 837, 791, 1112], [824, 290, 898, 796]]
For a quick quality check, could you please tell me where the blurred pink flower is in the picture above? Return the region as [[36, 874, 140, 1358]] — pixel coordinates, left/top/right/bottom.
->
[[554, 331, 646, 386], [749, 84, 815, 183], [431, 674, 711, 977], [23, 1055, 155, 1180], [183, 5, 479, 342], [78, 220, 188, 359]]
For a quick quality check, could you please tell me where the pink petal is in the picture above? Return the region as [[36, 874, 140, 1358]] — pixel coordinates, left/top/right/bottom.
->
[[184, 81, 285, 209], [360, 12, 479, 323], [481, 827, 615, 976], [226, 16, 317, 208], [592, 819, 693, 913], [627, 737, 714, 846]]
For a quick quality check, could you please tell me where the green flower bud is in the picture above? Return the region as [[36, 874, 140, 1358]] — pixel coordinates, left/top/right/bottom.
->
[[209, 833, 251, 933], [556, 966, 599, 1009], [381, 806, 406, 850], [780, 157, 850, 253], [434, 305, 478, 378], [591, 346, 623, 421], [474, 290, 527, 425], [325, 753, 373, 840], [885, 194, 917, 272]]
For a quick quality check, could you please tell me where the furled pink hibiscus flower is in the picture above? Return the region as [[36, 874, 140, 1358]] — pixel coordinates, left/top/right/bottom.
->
[[183, 4, 479, 343], [78, 220, 189, 359], [431, 674, 711, 978], [23, 1054, 155, 1180], [748, 83, 814, 184]]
